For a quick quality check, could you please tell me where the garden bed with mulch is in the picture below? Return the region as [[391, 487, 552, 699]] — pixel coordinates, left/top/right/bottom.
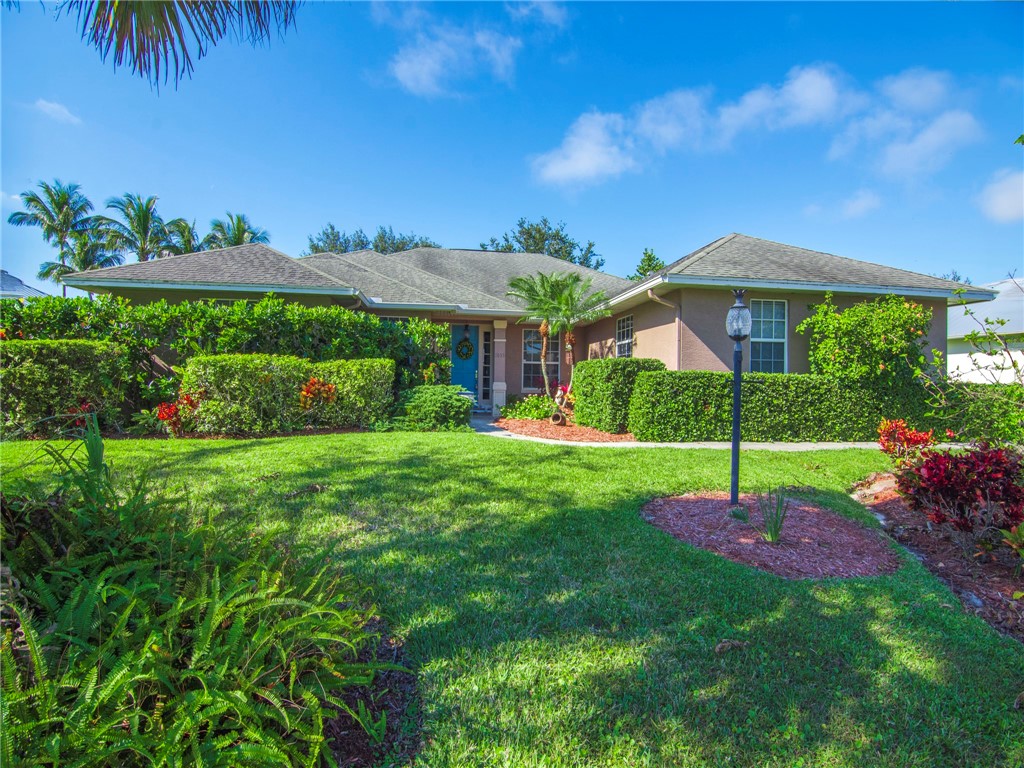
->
[[493, 417, 636, 442], [853, 473, 1024, 643], [642, 492, 900, 580]]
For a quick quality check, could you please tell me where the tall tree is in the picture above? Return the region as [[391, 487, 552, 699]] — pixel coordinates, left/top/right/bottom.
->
[[7, 179, 94, 297], [164, 218, 206, 256], [506, 271, 576, 400], [204, 212, 270, 248], [483, 217, 604, 270], [39, 226, 124, 297], [99, 193, 170, 262], [371, 225, 439, 254], [548, 274, 612, 392], [303, 223, 371, 255], [14, 1, 300, 88], [629, 248, 666, 281]]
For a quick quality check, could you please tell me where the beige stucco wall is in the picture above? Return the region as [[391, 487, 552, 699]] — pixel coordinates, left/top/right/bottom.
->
[[584, 287, 949, 373]]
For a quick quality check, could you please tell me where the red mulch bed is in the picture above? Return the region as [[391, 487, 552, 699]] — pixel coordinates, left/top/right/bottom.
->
[[493, 417, 636, 443], [642, 492, 900, 580], [853, 473, 1024, 643]]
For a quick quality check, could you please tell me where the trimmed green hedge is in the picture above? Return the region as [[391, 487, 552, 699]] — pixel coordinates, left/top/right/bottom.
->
[[572, 358, 667, 433], [181, 354, 396, 435], [310, 358, 396, 428], [0, 295, 449, 410], [393, 385, 472, 431], [627, 371, 936, 442], [0, 340, 123, 436]]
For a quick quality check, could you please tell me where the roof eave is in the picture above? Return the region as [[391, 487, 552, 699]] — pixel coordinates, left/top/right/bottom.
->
[[657, 275, 996, 304]]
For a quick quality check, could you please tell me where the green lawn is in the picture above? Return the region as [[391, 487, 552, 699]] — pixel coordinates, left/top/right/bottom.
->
[[2, 434, 1021, 767]]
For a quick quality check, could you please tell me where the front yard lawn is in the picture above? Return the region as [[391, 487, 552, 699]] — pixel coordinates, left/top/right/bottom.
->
[[2, 434, 1021, 767]]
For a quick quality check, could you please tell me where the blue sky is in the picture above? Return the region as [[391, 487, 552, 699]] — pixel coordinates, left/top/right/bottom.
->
[[3, 1, 1022, 295]]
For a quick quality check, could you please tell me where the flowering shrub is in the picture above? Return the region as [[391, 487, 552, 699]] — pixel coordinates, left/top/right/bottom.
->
[[878, 418, 935, 465], [156, 391, 202, 437], [299, 377, 337, 410], [895, 445, 1024, 547]]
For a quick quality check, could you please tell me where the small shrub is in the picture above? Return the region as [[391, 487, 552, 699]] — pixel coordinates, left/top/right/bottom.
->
[[0, 418, 381, 765], [181, 353, 311, 435], [878, 418, 935, 466], [394, 385, 472, 431], [572, 358, 666, 433], [0, 340, 123, 436], [895, 445, 1024, 549], [500, 394, 555, 420]]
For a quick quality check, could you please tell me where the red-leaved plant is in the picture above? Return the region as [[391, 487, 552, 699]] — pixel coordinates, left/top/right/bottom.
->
[[896, 444, 1024, 553], [878, 418, 935, 466], [299, 377, 336, 411], [156, 391, 202, 437]]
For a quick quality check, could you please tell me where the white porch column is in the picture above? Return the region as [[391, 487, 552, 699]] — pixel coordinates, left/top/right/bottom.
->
[[492, 319, 508, 416]]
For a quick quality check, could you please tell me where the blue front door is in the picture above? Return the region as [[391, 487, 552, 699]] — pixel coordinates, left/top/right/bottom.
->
[[451, 325, 479, 398]]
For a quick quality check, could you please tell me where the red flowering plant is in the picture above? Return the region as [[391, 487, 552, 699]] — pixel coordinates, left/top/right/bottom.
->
[[68, 400, 93, 428], [895, 443, 1024, 556], [156, 391, 202, 437], [878, 418, 935, 467]]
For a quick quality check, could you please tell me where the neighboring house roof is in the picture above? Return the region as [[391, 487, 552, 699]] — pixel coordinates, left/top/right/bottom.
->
[[0, 269, 48, 298], [948, 278, 1024, 339], [63, 244, 357, 296], [615, 233, 996, 305]]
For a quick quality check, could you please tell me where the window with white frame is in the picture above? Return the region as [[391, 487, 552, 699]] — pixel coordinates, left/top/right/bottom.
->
[[522, 329, 560, 391], [379, 315, 410, 324], [749, 299, 787, 373], [615, 315, 634, 358]]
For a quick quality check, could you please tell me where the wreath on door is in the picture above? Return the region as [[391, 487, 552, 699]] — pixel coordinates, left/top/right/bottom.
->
[[455, 339, 475, 360]]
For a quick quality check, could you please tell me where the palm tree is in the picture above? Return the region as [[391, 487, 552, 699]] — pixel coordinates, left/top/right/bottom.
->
[[7, 179, 94, 297], [99, 193, 171, 262], [164, 218, 206, 256], [204, 212, 270, 249], [507, 271, 575, 399], [39, 227, 125, 297], [53, 1, 299, 88], [548, 274, 612, 393]]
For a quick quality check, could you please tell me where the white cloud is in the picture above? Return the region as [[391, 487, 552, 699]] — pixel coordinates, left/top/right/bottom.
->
[[507, 2, 568, 28], [532, 111, 636, 185], [978, 169, 1024, 223], [389, 26, 522, 97], [34, 98, 81, 125], [880, 109, 981, 179], [633, 88, 709, 152], [879, 68, 952, 113], [841, 189, 882, 218], [828, 110, 912, 160], [1, 191, 22, 210]]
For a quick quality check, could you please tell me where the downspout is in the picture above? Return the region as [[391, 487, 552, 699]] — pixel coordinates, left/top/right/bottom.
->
[[647, 288, 682, 370]]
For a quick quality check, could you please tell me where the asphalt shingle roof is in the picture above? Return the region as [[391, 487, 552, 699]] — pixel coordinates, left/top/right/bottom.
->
[[0, 270, 48, 298], [947, 278, 1024, 338], [65, 244, 352, 290], [659, 233, 978, 295]]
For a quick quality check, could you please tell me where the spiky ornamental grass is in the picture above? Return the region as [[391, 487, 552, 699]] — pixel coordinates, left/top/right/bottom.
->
[[3, 432, 1022, 767], [1, 419, 382, 766]]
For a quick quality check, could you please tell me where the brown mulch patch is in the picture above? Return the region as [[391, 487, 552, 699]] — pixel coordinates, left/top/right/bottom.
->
[[326, 619, 420, 767], [642, 492, 900, 580], [493, 417, 636, 442], [853, 473, 1024, 643]]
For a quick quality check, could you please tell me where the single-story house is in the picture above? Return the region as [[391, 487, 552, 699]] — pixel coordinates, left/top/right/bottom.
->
[[1, 269, 48, 299], [947, 277, 1023, 384], [64, 233, 995, 414]]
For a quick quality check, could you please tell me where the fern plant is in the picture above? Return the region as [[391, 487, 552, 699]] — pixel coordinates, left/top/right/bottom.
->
[[1, 416, 387, 766]]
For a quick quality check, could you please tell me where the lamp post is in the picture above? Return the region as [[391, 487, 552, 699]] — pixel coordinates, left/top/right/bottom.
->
[[726, 289, 752, 506]]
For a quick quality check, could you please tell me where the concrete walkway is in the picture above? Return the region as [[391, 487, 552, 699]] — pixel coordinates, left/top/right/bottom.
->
[[470, 416, 877, 451]]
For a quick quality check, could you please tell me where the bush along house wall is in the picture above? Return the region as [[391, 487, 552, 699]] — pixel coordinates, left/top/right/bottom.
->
[[627, 371, 938, 442], [180, 354, 396, 436], [0, 295, 449, 412], [572, 358, 667, 433], [0, 340, 124, 436]]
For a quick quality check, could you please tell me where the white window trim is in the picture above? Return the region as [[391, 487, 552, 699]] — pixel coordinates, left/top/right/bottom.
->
[[749, 299, 788, 374], [522, 328, 561, 392], [615, 315, 634, 358]]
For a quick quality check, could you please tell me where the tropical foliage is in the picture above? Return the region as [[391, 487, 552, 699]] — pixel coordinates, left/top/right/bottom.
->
[[205, 211, 270, 248], [628, 248, 666, 281], [304, 223, 439, 255], [548, 274, 611, 390], [98, 193, 171, 261]]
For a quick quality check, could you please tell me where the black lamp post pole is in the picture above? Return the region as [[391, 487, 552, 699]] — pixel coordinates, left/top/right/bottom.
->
[[730, 337, 743, 505]]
